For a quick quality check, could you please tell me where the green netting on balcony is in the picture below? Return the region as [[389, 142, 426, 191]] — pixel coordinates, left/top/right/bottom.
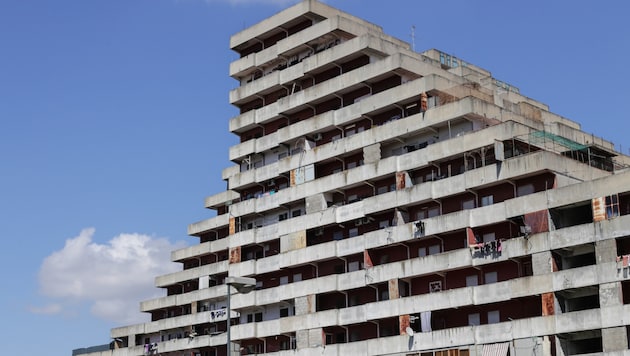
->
[[529, 131, 588, 151]]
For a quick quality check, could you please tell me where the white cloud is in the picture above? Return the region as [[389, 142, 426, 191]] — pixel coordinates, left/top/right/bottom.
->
[[28, 303, 62, 315], [35, 228, 186, 324]]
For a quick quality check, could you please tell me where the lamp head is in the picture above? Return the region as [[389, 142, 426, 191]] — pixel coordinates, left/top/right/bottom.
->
[[225, 276, 257, 294]]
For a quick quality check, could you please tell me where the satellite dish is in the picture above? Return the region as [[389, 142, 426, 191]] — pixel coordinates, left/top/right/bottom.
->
[[405, 326, 414, 336]]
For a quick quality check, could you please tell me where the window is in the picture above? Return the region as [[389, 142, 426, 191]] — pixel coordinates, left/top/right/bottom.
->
[[379, 220, 390, 229], [333, 231, 343, 240], [468, 313, 480, 326], [485, 271, 498, 284], [349, 295, 359, 306], [606, 194, 620, 218], [483, 233, 496, 243], [466, 275, 478, 287], [345, 125, 356, 137], [278, 213, 288, 221], [349, 228, 359, 238], [280, 308, 289, 317], [462, 198, 476, 210], [391, 147, 404, 155], [348, 261, 360, 271], [481, 195, 494, 207], [487, 310, 500, 324], [428, 244, 440, 255], [293, 273, 302, 282], [418, 247, 427, 257], [247, 312, 262, 324], [280, 276, 289, 285], [292, 209, 302, 217], [334, 264, 344, 274], [517, 183, 534, 196]]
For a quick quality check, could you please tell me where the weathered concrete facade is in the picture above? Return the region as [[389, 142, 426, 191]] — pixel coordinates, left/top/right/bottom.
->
[[74, 1, 630, 355]]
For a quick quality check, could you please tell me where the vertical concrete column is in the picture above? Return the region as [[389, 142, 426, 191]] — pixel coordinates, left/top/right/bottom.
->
[[295, 295, 320, 349], [305, 193, 327, 214], [363, 143, 381, 164], [599, 282, 622, 307], [602, 327, 629, 352], [295, 327, 324, 349], [532, 251, 559, 320], [295, 329, 309, 349], [599, 281, 626, 351], [229, 246, 241, 263], [596, 238, 625, 353], [388, 279, 399, 299], [531, 251, 554, 275], [294, 294, 315, 315], [595, 238, 617, 263]]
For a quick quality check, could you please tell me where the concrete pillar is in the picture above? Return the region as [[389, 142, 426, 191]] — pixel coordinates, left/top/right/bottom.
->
[[295, 294, 321, 349], [295, 329, 309, 349], [305, 193, 327, 214], [595, 238, 617, 263], [295, 327, 324, 349], [599, 282, 623, 307], [531, 251, 553, 275], [602, 327, 629, 352], [363, 143, 381, 164], [294, 294, 315, 315]]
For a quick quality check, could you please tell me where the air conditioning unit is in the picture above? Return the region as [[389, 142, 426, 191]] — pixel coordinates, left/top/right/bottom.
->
[[313, 133, 323, 141]]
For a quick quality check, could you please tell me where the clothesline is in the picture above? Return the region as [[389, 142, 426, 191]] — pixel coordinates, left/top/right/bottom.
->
[[616, 255, 630, 268]]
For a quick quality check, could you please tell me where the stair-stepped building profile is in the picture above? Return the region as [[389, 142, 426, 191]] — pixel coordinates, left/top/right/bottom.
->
[[73, 1, 630, 355]]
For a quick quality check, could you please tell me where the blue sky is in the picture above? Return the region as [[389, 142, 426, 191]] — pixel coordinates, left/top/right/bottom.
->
[[0, 0, 628, 354]]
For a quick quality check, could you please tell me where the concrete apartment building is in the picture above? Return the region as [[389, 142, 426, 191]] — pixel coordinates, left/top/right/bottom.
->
[[73, 1, 630, 355]]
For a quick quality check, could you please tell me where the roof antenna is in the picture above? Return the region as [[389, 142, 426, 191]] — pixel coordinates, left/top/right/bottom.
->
[[411, 25, 416, 51]]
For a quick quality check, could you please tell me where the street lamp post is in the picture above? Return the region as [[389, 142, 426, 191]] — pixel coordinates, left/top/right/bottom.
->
[[225, 276, 256, 356]]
